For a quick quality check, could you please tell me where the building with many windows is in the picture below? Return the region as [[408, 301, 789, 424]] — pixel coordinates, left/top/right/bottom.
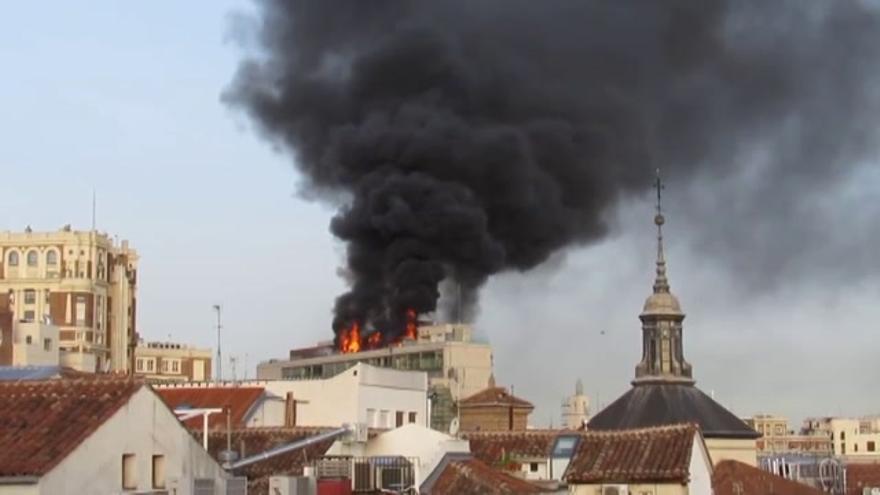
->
[[133, 340, 212, 382], [802, 416, 880, 460], [0, 311, 59, 367], [257, 323, 493, 431], [744, 414, 832, 456], [0, 227, 138, 373]]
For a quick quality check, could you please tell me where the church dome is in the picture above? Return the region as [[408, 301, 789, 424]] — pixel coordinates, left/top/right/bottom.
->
[[642, 291, 683, 316]]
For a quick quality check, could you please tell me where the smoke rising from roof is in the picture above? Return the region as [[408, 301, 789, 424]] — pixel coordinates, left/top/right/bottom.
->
[[227, 1, 880, 341]]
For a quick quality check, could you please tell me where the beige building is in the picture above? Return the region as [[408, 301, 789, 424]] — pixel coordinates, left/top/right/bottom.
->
[[745, 414, 832, 456], [133, 340, 212, 382], [802, 416, 880, 460], [0, 227, 138, 373], [258, 322, 493, 431], [561, 379, 590, 429], [0, 311, 60, 367]]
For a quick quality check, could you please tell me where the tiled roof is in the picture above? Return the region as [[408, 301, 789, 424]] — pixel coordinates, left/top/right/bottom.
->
[[845, 463, 880, 495], [464, 430, 574, 464], [459, 387, 534, 409], [431, 458, 545, 494], [713, 460, 824, 495], [564, 424, 698, 484], [0, 378, 143, 477], [156, 387, 267, 429], [205, 427, 336, 495], [588, 383, 760, 439]]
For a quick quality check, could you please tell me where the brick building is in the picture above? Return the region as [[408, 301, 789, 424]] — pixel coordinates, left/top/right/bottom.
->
[[458, 381, 534, 432], [0, 227, 138, 373]]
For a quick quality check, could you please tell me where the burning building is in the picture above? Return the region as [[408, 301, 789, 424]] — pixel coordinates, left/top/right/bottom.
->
[[257, 321, 493, 432]]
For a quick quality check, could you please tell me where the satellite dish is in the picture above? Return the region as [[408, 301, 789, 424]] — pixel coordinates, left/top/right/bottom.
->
[[448, 417, 460, 436]]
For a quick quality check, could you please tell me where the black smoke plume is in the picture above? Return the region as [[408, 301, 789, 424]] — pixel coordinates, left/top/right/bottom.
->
[[227, 1, 880, 342]]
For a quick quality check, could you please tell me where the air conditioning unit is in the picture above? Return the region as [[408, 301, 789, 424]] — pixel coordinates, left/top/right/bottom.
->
[[862, 487, 880, 495], [269, 476, 316, 495], [602, 485, 629, 495]]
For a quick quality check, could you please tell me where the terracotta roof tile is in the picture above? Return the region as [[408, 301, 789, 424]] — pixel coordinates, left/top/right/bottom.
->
[[0, 378, 142, 477], [713, 460, 824, 495], [459, 387, 534, 409], [431, 458, 545, 494], [156, 387, 267, 429], [564, 424, 698, 484], [205, 427, 336, 495], [846, 463, 880, 495], [464, 430, 578, 464]]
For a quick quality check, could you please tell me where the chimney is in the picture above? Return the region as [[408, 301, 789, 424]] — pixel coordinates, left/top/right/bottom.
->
[[284, 392, 297, 427]]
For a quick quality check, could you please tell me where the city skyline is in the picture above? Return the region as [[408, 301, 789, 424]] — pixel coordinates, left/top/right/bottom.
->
[[2, 0, 880, 429]]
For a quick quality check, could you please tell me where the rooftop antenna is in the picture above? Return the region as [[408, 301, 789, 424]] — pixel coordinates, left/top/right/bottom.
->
[[213, 304, 223, 382], [456, 281, 462, 324]]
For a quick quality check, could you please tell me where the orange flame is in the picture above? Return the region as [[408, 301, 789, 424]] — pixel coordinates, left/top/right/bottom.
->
[[340, 322, 362, 353], [405, 308, 418, 340], [366, 331, 382, 349]]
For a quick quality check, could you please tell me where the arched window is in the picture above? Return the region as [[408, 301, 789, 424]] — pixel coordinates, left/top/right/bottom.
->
[[26, 250, 38, 267], [46, 250, 58, 265], [7, 251, 19, 266]]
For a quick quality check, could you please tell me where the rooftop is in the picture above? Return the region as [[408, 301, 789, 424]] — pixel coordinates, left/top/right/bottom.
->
[[0, 378, 142, 477], [459, 386, 533, 410], [713, 460, 824, 495], [429, 457, 545, 494], [588, 383, 760, 439], [464, 430, 578, 463], [564, 424, 699, 485], [845, 463, 880, 495], [156, 387, 267, 429]]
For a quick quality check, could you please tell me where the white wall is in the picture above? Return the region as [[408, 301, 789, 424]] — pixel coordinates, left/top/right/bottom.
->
[[35, 386, 228, 495], [12, 322, 59, 366], [327, 423, 470, 488], [688, 435, 713, 495], [0, 485, 38, 495], [255, 363, 427, 428]]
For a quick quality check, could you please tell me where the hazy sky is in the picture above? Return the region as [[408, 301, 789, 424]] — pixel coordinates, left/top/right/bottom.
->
[[2, 2, 879, 427]]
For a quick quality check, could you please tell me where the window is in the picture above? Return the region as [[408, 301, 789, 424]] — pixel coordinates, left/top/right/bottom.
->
[[151, 455, 165, 489], [43, 338, 51, 351], [25, 335, 33, 345], [171, 360, 180, 373], [161, 360, 169, 373], [75, 295, 86, 326], [396, 411, 404, 427], [869, 441, 876, 452], [26, 250, 38, 267], [23, 311, 35, 322], [122, 454, 137, 489], [46, 250, 57, 265], [136, 359, 144, 372], [530, 462, 539, 472], [146, 359, 154, 372], [24, 289, 35, 304], [408, 411, 417, 424], [854, 443, 859, 452], [7, 251, 18, 266]]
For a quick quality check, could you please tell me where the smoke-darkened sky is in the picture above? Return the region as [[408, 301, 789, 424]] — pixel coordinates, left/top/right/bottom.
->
[[228, 0, 880, 345], [1, 1, 879, 426]]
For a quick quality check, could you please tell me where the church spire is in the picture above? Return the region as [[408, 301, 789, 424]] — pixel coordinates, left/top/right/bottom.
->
[[634, 170, 693, 385], [653, 169, 670, 294]]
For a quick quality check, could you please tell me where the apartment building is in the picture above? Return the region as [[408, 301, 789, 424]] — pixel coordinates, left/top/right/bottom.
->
[[745, 414, 832, 456], [257, 323, 493, 431], [803, 416, 880, 460], [133, 340, 212, 382], [0, 227, 138, 372]]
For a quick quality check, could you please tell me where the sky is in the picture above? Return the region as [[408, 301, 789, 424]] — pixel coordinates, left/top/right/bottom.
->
[[2, 1, 879, 428]]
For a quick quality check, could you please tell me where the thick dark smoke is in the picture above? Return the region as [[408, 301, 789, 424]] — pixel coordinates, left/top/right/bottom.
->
[[227, 1, 880, 341]]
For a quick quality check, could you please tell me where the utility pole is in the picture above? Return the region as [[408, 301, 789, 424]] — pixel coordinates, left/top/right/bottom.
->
[[213, 304, 222, 382]]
